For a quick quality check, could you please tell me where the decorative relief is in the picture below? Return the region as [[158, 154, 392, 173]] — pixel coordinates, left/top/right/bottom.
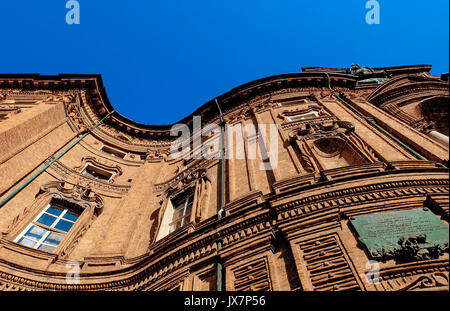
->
[[44, 157, 130, 195], [287, 119, 372, 172], [280, 114, 336, 130], [288, 119, 355, 142], [232, 258, 272, 291], [378, 261, 449, 291], [38, 181, 104, 212], [0, 105, 21, 121], [66, 93, 89, 132], [390, 272, 449, 291], [154, 159, 215, 193], [278, 103, 324, 122], [299, 235, 361, 291], [284, 116, 383, 172], [145, 148, 171, 162], [223, 107, 253, 124], [396, 234, 448, 261], [74, 156, 123, 181]]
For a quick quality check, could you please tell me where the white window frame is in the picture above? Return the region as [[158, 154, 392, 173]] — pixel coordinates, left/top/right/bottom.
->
[[14, 203, 78, 252], [169, 195, 193, 233], [156, 193, 194, 241]]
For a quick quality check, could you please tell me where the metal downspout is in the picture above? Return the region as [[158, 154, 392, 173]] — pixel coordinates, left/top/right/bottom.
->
[[0, 109, 116, 209], [319, 72, 425, 160], [215, 98, 226, 291]]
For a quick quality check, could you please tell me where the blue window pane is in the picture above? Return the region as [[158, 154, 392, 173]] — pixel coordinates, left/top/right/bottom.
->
[[24, 225, 47, 241], [36, 213, 57, 227], [63, 212, 79, 222], [54, 219, 74, 232], [18, 237, 37, 248], [46, 207, 63, 217], [44, 231, 65, 246]]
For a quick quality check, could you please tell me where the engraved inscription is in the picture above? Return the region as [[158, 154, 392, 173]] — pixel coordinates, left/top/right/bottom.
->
[[350, 208, 449, 260]]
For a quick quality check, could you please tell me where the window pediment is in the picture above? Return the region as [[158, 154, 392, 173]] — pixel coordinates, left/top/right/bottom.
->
[[38, 181, 104, 213]]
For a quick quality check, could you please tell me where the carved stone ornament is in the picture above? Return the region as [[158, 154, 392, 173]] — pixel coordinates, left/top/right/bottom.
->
[[74, 156, 123, 181], [349, 64, 373, 76], [145, 148, 170, 162], [166, 168, 213, 196], [394, 234, 449, 261], [278, 103, 323, 121], [66, 93, 89, 132], [38, 181, 104, 214], [288, 119, 355, 142]]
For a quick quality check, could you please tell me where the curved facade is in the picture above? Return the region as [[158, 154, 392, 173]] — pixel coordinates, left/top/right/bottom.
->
[[0, 65, 448, 291]]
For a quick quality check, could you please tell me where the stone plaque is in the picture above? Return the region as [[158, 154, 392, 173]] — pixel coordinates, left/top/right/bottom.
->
[[350, 208, 449, 260]]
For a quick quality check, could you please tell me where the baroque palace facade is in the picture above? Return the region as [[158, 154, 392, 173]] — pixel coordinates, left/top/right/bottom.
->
[[0, 65, 448, 291]]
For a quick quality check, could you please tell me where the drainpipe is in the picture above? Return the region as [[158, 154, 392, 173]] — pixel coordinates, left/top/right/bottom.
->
[[214, 98, 226, 291], [0, 108, 116, 209], [318, 72, 425, 160]]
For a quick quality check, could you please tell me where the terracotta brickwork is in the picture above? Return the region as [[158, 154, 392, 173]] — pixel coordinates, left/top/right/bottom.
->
[[0, 66, 448, 291]]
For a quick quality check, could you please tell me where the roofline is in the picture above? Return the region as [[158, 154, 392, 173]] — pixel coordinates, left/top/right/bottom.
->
[[302, 64, 433, 75], [0, 65, 440, 132], [0, 72, 357, 131]]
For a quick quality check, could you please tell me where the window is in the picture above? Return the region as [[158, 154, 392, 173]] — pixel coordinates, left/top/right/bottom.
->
[[169, 194, 193, 233], [81, 164, 113, 181], [285, 111, 319, 122], [14, 203, 80, 253], [0, 112, 7, 121], [101, 145, 126, 159], [156, 191, 195, 240]]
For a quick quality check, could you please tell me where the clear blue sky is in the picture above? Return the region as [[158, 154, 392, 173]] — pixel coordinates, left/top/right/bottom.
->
[[0, 1, 448, 125]]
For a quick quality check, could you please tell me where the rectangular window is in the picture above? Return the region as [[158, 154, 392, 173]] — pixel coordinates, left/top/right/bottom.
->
[[81, 164, 113, 181], [286, 111, 319, 122], [15, 203, 80, 253], [169, 194, 194, 234], [101, 145, 126, 159]]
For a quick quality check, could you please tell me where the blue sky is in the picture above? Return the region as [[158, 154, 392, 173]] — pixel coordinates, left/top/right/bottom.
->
[[0, 1, 448, 125]]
